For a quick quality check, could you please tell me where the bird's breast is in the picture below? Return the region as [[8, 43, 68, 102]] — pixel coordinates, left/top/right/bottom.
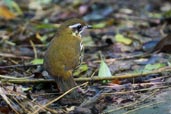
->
[[44, 35, 83, 79]]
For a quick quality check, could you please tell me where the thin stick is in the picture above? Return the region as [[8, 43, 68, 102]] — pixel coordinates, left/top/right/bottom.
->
[[75, 67, 171, 81], [1, 67, 171, 83], [0, 87, 20, 114], [94, 53, 151, 63], [0, 74, 33, 80], [123, 101, 164, 114], [102, 89, 159, 114], [30, 40, 37, 59], [0, 53, 31, 59], [0, 66, 170, 83], [0, 64, 41, 69], [32, 82, 88, 114], [102, 85, 169, 95]]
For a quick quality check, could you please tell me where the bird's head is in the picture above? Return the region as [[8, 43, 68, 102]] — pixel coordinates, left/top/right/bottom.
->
[[59, 18, 92, 37]]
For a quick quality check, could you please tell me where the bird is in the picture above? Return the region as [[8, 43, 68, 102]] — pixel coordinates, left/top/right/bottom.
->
[[44, 18, 91, 98]]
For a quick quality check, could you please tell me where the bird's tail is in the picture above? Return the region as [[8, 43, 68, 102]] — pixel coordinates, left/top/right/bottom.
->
[[55, 76, 80, 98]]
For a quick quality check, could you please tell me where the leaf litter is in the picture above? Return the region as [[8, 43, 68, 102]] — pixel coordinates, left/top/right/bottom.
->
[[0, 0, 171, 114]]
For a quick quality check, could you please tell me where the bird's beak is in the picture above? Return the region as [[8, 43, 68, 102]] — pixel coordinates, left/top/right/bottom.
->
[[86, 25, 92, 29]]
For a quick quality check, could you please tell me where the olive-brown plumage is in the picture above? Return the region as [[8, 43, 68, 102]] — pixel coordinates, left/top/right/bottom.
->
[[44, 19, 88, 97]]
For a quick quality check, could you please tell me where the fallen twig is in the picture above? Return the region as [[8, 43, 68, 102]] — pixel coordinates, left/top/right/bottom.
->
[[75, 67, 171, 82], [123, 101, 164, 114], [1, 66, 171, 83], [32, 82, 88, 114], [102, 89, 159, 114], [102, 85, 170, 95], [0, 53, 31, 59], [94, 53, 151, 63], [0, 64, 41, 69], [0, 74, 33, 80]]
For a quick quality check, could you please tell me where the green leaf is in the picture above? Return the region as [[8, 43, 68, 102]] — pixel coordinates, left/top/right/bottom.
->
[[115, 33, 132, 45], [92, 22, 106, 29], [143, 63, 166, 73], [5, 0, 23, 15], [22, 87, 32, 92], [98, 59, 112, 83], [35, 23, 57, 29], [148, 12, 162, 18], [73, 64, 88, 76], [31, 59, 44, 65], [163, 10, 171, 18]]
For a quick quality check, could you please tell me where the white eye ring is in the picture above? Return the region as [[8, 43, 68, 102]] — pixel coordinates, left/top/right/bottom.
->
[[69, 23, 82, 29]]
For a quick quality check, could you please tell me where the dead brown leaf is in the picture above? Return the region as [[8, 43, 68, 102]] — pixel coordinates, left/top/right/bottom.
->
[[0, 6, 16, 20]]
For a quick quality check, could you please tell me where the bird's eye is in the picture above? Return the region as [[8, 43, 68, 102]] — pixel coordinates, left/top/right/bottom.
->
[[77, 25, 83, 31], [69, 23, 83, 32]]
